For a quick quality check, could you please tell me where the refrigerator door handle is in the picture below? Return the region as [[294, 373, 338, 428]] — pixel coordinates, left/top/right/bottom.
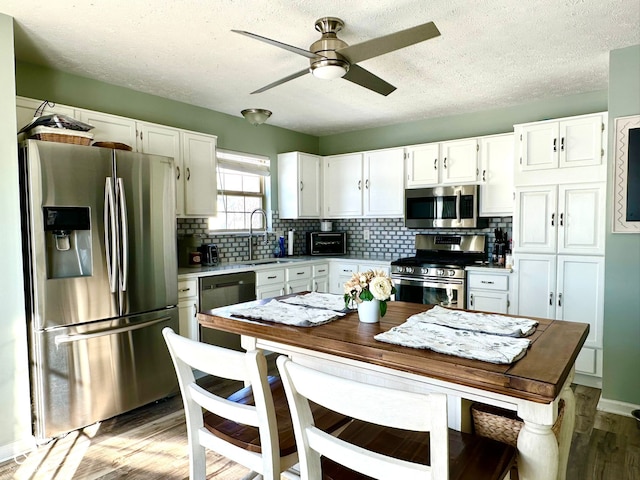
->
[[104, 178, 117, 293], [117, 177, 129, 293], [54, 316, 171, 346]]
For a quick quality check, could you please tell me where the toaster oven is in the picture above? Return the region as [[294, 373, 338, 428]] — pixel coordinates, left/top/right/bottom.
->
[[306, 232, 347, 256]]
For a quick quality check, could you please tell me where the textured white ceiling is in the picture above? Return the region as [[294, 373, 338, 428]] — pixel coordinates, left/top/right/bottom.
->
[[2, 1, 639, 136]]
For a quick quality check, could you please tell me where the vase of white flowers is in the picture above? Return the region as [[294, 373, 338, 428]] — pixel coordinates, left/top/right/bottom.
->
[[344, 270, 396, 323]]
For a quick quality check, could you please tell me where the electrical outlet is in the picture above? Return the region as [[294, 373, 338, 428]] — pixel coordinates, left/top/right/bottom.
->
[[363, 229, 370, 241]]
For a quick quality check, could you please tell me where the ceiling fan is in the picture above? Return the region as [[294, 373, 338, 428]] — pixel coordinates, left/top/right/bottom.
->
[[232, 17, 440, 96]]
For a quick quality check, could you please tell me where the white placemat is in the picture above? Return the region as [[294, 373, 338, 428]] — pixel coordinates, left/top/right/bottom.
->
[[230, 299, 345, 327], [375, 321, 531, 364], [407, 305, 538, 337], [280, 292, 347, 312]]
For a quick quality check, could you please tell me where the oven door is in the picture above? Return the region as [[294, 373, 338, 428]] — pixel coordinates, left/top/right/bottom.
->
[[392, 275, 465, 309]]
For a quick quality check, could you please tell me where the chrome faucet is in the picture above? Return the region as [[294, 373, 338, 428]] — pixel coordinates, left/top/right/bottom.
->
[[249, 208, 268, 261]]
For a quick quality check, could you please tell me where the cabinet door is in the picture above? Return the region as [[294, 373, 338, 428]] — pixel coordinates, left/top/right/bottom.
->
[[256, 284, 285, 300], [364, 148, 404, 216], [16, 97, 75, 132], [299, 153, 322, 217], [514, 185, 557, 254], [182, 131, 217, 216], [76, 110, 137, 148], [479, 134, 514, 216], [468, 289, 509, 314], [557, 183, 605, 255], [556, 256, 604, 349], [406, 143, 439, 187], [520, 122, 558, 171], [313, 277, 329, 293], [559, 116, 603, 168], [514, 254, 556, 319], [323, 153, 363, 218], [138, 122, 183, 215], [286, 278, 312, 295], [178, 299, 198, 341], [440, 138, 478, 184]]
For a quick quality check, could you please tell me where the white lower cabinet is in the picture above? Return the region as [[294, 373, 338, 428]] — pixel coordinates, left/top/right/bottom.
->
[[514, 254, 604, 378], [329, 261, 391, 295], [178, 278, 199, 341], [312, 263, 330, 293], [256, 268, 285, 299], [466, 270, 511, 314], [285, 265, 312, 294]]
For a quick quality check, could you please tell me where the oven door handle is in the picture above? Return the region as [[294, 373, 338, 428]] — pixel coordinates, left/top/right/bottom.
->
[[456, 189, 461, 223], [392, 276, 464, 287]]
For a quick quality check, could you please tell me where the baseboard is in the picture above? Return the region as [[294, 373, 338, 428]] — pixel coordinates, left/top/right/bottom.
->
[[597, 397, 640, 417], [573, 372, 602, 389], [0, 436, 36, 464]]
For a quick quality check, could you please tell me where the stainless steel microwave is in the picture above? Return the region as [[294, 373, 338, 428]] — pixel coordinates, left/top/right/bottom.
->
[[405, 185, 487, 229], [306, 232, 347, 255]]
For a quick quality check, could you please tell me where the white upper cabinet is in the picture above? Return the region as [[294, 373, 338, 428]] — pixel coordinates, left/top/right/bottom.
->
[[278, 152, 322, 219], [440, 138, 479, 185], [137, 122, 183, 214], [514, 182, 605, 256], [405, 143, 439, 187], [515, 112, 607, 185], [182, 131, 217, 217], [478, 133, 514, 217], [75, 110, 137, 147], [363, 148, 404, 217], [323, 153, 364, 218]]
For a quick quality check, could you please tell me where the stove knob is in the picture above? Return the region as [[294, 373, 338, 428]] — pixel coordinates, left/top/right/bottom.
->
[[406, 267, 414, 274], [437, 269, 445, 276], [448, 270, 456, 277], [421, 268, 429, 275]]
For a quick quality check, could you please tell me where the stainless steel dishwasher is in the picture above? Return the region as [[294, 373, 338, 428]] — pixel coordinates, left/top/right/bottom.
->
[[199, 271, 256, 350]]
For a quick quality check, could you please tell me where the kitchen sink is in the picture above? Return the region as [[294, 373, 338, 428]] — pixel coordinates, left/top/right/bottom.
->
[[235, 258, 306, 267]]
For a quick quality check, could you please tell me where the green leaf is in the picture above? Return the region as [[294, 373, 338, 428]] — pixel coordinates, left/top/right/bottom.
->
[[380, 300, 387, 317], [360, 289, 374, 302]]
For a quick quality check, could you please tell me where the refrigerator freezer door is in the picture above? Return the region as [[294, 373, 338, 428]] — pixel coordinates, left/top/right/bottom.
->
[[115, 151, 177, 315], [31, 307, 179, 441], [22, 141, 117, 330]]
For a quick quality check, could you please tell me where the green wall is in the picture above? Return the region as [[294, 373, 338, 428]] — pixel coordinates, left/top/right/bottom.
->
[[15, 61, 319, 210], [318, 90, 607, 155], [603, 45, 640, 405]]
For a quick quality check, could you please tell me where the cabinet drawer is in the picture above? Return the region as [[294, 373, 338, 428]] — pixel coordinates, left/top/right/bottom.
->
[[286, 265, 312, 281], [313, 263, 330, 277], [256, 269, 285, 286], [178, 279, 198, 299], [336, 263, 358, 275], [468, 273, 508, 291]]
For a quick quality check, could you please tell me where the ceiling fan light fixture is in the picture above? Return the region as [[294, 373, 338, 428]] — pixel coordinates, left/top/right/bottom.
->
[[310, 58, 349, 80], [241, 108, 272, 125]]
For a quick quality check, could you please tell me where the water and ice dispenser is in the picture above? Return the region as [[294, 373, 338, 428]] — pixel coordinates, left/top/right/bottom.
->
[[43, 206, 92, 279]]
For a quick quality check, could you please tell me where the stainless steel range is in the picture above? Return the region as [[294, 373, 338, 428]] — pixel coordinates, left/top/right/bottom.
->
[[391, 234, 486, 309]]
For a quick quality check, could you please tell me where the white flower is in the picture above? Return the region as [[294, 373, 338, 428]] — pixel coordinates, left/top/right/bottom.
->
[[369, 276, 393, 301]]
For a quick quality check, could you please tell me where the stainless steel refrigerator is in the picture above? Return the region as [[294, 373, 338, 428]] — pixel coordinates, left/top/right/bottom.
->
[[19, 140, 179, 441]]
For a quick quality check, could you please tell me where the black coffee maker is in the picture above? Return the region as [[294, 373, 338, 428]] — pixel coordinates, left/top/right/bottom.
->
[[198, 243, 218, 266]]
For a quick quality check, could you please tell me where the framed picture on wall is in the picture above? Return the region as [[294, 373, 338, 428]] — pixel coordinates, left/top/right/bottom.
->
[[613, 114, 640, 233]]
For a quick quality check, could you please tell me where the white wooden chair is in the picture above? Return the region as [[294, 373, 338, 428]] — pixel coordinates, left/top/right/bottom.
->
[[277, 355, 516, 480]]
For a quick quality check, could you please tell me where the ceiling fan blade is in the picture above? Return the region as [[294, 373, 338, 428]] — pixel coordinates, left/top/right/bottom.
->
[[251, 68, 310, 94], [342, 64, 396, 96], [232, 30, 323, 60], [337, 21, 440, 64]]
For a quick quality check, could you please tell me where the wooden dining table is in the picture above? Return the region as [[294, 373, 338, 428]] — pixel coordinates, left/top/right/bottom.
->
[[198, 298, 589, 480]]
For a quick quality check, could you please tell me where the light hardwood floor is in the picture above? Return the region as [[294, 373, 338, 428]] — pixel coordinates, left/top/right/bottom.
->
[[1, 379, 638, 479]]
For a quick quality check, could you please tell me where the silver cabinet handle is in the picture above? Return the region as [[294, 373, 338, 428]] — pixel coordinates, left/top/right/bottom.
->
[[470, 293, 474, 307], [300, 181, 303, 191], [176, 165, 181, 180], [480, 280, 494, 284], [179, 287, 191, 292], [549, 292, 553, 305], [482, 170, 486, 181], [551, 213, 555, 227], [358, 180, 362, 190], [193, 304, 197, 317], [186, 167, 191, 181], [267, 275, 277, 280], [444, 157, 447, 168], [365, 179, 369, 189], [553, 138, 557, 152], [560, 137, 565, 151], [560, 213, 564, 226], [558, 293, 562, 307], [434, 158, 438, 170], [314, 281, 318, 292]]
